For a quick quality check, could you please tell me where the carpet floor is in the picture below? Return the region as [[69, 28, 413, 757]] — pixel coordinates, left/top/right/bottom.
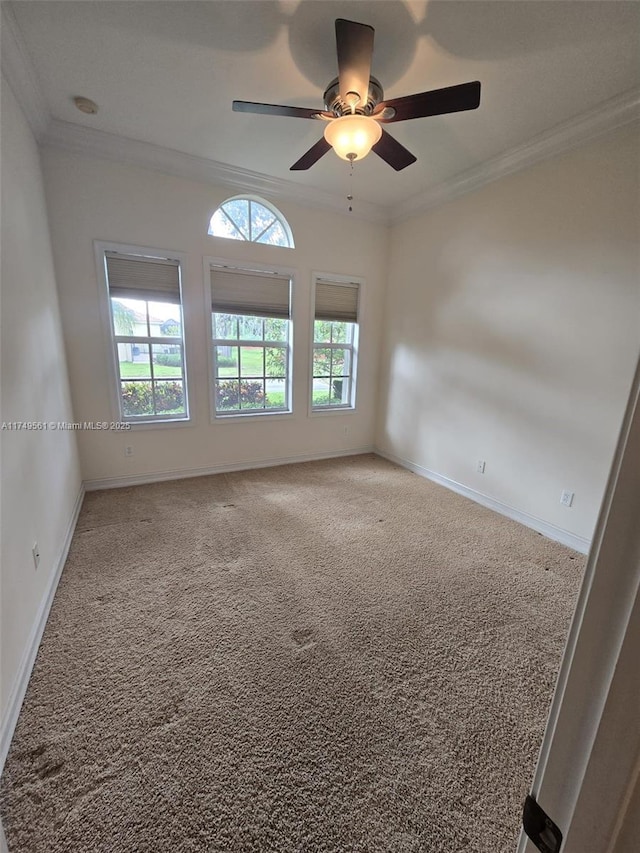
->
[[0, 454, 584, 852]]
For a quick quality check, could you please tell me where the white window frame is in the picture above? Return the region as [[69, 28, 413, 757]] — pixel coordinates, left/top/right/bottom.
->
[[204, 256, 296, 422], [207, 195, 295, 248], [309, 273, 362, 416], [95, 240, 191, 428]]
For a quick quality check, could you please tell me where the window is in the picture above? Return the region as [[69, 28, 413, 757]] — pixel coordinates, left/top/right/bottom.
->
[[210, 264, 292, 416], [208, 196, 294, 248], [312, 279, 360, 410], [104, 250, 189, 422]]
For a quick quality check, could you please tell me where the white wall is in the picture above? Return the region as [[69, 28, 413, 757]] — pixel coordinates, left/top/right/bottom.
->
[[377, 124, 640, 544], [0, 77, 82, 752], [40, 147, 389, 485]]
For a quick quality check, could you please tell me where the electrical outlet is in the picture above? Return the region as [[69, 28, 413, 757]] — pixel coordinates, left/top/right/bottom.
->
[[32, 542, 40, 569], [560, 490, 574, 507], [125, 445, 134, 457], [476, 460, 486, 474]]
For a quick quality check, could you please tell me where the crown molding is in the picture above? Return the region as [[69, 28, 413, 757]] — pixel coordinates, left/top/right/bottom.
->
[[0, 3, 49, 138], [391, 87, 640, 224], [41, 119, 390, 224], [43, 87, 639, 228]]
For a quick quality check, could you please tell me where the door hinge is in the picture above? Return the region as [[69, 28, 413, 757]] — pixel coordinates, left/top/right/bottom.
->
[[523, 794, 563, 853]]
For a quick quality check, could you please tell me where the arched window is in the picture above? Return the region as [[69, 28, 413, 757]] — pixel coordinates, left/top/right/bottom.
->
[[208, 196, 294, 248]]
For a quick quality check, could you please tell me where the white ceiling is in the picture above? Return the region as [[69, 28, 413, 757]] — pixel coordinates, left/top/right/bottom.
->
[[5, 0, 640, 214]]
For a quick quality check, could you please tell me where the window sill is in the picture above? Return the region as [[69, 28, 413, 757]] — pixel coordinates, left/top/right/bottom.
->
[[213, 410, 294, 423], [125, 417, 193, 431], [310, 405, 356, 417]]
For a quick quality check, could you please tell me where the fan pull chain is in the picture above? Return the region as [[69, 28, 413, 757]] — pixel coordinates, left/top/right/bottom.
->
[[347, 154, 355, 213]]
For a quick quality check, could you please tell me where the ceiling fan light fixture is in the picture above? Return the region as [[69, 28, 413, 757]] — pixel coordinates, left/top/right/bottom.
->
[[323, 114, 382, 162], [236, 19, 480, 172]]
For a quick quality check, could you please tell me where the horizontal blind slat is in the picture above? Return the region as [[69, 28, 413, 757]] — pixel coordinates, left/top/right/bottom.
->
[[211, 268, 290, 319], [315, 280, 358, 322], [106, 253, 180, 304]]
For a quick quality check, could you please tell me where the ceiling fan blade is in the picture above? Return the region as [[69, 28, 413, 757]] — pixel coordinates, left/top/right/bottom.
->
[[375, 81, 481, 122], [290, 137, 332, 171], [372, 129, 416, 171], [233, 101, 331, 120], [335, 19, 374, 108]]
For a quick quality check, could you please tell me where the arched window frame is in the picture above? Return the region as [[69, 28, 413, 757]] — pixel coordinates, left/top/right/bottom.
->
[[208, 195, 294, 248]]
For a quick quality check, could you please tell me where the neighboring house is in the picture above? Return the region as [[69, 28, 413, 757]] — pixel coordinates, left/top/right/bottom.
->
[[117, 308, 182, 361]]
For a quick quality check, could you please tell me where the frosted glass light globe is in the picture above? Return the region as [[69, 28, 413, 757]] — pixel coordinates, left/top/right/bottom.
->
[[323, 115, 382, 161]]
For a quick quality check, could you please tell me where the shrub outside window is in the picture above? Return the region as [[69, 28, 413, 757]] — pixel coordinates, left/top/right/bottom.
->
[[104, 250, 189, 423], [208, 196, 294, 248], [312, 279, 360, 410], [210, 265, 292, 416]]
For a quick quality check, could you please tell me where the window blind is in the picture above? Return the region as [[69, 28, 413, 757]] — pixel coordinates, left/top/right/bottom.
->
[[314, 280, 359, 322], [105, 252, 180, 304], [210, 267, 291, 319]]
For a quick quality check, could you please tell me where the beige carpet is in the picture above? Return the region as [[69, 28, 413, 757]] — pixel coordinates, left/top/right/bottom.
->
[[0, 454, 584, 852]]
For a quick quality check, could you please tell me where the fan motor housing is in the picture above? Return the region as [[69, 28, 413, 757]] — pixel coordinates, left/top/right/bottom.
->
[[323, 76, 384, 116]]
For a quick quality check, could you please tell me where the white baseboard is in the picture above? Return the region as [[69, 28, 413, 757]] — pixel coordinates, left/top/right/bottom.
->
[[376, 449, 591, 555], [0, 483, 85, 774], [84, 446, 375, 491]]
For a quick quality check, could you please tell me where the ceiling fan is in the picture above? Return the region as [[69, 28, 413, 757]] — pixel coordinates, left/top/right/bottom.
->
[[233, 18, 481, 172]]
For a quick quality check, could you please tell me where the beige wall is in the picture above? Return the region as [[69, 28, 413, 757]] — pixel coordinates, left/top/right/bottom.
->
[[40, 147, 389, 485], [0, 77, 82, 734], [377, 124, 640, 543]]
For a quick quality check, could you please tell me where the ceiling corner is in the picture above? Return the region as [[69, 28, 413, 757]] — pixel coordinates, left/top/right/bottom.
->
[[1, 2, 50, 138], [390, 88, 640, 226]]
